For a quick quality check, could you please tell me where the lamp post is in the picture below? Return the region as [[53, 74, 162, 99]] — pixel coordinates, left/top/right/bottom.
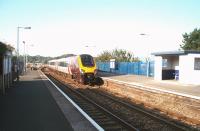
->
[[139, 33, 150, 77], [22, 41, 34, 72], [23, 41, 26, 73], [16, 26, 31, 79], [26, 44, 34, 66]]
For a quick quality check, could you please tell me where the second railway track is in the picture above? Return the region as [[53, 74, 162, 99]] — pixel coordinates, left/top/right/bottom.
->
[[44, 71, 195, 131]]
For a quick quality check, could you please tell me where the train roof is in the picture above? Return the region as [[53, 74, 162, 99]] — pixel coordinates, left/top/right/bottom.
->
[[48, 54, 93, 63], [48, 58, 66, 62]]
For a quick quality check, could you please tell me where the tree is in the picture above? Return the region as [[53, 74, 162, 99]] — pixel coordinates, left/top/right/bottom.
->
[[96, 49, 139, 62], [180, 28, 200, 51], [95, 50, 112, 62], [0, 42, 14, 54], [112, 49, 134, 62]]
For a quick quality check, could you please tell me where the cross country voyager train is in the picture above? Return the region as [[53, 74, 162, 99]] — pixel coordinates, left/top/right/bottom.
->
[[48, 54, 100, 85]]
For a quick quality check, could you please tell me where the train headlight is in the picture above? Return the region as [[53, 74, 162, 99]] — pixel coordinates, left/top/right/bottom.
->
[[80, 69, 85, 74]]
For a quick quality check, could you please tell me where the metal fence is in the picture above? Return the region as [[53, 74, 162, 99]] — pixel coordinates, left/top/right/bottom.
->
[[97, 61, 154, 77]]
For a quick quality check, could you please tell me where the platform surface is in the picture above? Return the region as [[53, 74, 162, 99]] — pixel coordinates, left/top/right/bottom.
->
[[98, 71, 200, 99], [0, 70, 98, 131]]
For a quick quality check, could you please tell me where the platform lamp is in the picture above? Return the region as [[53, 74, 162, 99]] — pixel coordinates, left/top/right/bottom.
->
[[139, 33, 150, 77], [22, 41, 26, 73], [16, 26, 31, 79]]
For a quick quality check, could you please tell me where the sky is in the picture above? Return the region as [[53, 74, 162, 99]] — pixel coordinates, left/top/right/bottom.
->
[[0, 0, 200, 58]]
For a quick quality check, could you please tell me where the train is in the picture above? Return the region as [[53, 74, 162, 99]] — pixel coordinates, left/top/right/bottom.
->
[[48, 54, 102, 85]]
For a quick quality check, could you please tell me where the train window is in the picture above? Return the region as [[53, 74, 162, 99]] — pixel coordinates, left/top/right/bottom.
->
[[80, 55, 94, 67], [50, 62, 55, 65], [59, 62, 67, 67], [59, 62, 63, 67], [65, 63, 68, 67]]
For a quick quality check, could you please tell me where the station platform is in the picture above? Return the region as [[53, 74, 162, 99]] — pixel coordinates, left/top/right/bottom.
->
[[97, 71, 200, 100], [0, 70, 98, 131]]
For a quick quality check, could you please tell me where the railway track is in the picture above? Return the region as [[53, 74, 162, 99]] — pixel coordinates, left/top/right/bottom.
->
[[44, 71, 195, 131], [80, 88, 193, 131], [46, 74, 138, 131]]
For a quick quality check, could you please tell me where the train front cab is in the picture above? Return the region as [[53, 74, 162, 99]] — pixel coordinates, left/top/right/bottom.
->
[[78, 54, 97, 84]]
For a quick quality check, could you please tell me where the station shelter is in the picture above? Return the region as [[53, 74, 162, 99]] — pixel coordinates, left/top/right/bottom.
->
[[0, 42, 13, 95], [152, 51, 200, 85]]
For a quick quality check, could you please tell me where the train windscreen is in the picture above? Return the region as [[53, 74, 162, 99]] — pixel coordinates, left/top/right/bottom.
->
[[80, 55, 95, 67]]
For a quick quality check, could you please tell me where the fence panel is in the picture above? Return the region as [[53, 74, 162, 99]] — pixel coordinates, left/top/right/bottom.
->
[[139, 62, 147, 75], [133, 62, 140, 75], [97, 62, 110, 72], [97, 61, 154, 77], [127, 62, 134, 74], [118, 62, 128, 74]]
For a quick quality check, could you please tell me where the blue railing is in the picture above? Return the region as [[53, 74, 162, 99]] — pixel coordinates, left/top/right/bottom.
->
[[97, 61, 154, 77]]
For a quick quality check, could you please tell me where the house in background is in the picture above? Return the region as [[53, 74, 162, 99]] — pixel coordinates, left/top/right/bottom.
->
[[152, 50, 200, 85], [0, 42, 14, 95]]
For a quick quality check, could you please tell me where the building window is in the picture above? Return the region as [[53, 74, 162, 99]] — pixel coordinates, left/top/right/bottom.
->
[[194, 58, 200, 70], [162, 59, 168, 68]]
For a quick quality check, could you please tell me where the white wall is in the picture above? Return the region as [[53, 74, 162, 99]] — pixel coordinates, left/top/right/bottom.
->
[[179, 54, 200, 85], [154, 56, 162, 80]]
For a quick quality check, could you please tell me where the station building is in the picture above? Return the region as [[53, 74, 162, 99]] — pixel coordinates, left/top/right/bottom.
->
[[0, 42, 14, 94], [152, 50, 200, 85]]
